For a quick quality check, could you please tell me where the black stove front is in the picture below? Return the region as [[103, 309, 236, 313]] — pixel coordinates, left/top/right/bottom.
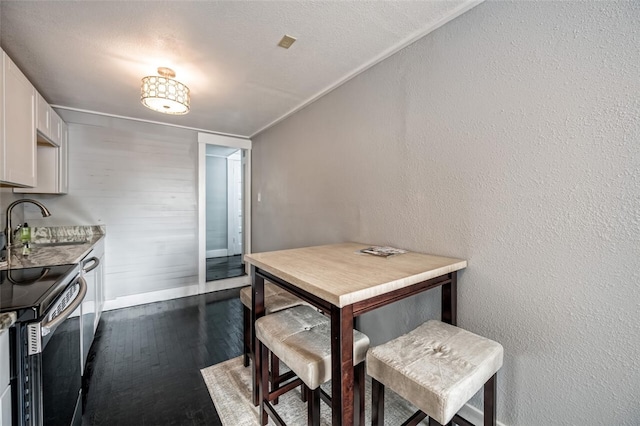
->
[[3, 263, 85, 426]]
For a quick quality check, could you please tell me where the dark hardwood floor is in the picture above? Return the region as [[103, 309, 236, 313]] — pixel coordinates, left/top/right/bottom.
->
[[82, 289, 243, 425], [206, 255, 245, 282]]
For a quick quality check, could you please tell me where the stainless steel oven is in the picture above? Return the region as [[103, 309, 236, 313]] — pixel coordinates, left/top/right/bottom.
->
[[3, 264, 86, 426]]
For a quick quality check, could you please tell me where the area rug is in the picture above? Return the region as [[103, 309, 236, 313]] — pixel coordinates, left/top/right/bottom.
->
[[201, 356, 428, 425]]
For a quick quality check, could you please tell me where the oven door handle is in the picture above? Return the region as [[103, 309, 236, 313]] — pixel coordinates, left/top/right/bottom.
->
[[83, 256, 100, 273], [42, 277, 87, 334]]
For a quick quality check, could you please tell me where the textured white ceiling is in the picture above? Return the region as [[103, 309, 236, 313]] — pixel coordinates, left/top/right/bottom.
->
[[0, 0, 481, 137]]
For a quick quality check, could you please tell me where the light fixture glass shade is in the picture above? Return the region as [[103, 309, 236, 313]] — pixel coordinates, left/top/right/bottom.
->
[[141, 72, 190, 115]]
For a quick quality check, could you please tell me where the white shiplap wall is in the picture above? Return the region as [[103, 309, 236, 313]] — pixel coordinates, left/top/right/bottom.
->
[[26, 110, 199, 304]]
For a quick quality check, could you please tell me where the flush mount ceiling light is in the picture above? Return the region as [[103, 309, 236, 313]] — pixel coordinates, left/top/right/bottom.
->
[[140, 67, 190, 115]]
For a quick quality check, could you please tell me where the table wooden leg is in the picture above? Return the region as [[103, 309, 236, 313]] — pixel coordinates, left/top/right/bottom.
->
[[331, 304, 354, 426], [251, 266, 265, 406], [441, 272, 457, 326]]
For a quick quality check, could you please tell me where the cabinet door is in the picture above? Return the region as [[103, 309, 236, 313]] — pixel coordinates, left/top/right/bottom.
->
[[0, 331, 8, 426], [36, 91, 51, 139], [81, 255, 98, 372], [0, 384, 11, 426], [2, 52, 36, 187], [0, 330, 9, 389], [15, 115, 68, 194], [49, 109, 62, 146], [13, 145, 59, 194], [59, 122, 69, 194], [92, 239, 105, 329]]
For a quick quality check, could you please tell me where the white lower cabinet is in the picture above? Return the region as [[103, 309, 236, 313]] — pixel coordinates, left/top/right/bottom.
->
[[0, 330, 11, 426], [80, 238, 105, 373], [94, 243, 105, 330], [0, 384, 10, 426]]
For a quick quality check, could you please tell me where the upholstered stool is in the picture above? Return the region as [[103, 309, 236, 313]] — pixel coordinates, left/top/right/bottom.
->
[[256, 305, 370, 426], [366, 320, 503, 426], [240, 283, 303, 367], [240, 283, 305, 406]]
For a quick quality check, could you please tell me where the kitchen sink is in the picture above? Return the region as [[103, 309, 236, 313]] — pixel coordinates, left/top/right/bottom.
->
[[31, 240, 89, 247]]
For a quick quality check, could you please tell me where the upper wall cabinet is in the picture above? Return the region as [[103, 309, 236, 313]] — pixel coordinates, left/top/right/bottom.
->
[[36, 92, 51, 141], [16, 112, 68, 195], [2, 47, 70, 195], [0, 49, 37, 187], [36, 92, 62, 147], [58, 122, 69, 194]]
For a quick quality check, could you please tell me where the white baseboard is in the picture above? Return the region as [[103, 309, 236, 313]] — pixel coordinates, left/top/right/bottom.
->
[[458, 403, 507, 426], [207, 249, 228, 258], [103, 284, 200, 311], [103, 275, 251, 312], [204, 275, 250, 293]]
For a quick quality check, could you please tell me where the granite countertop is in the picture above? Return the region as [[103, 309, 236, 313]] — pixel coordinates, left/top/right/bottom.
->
[[0, 312, 16, 332], [2, 225, 105, 270]]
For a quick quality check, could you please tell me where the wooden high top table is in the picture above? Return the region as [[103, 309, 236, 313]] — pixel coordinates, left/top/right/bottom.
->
[[244, 242, 467, 426]]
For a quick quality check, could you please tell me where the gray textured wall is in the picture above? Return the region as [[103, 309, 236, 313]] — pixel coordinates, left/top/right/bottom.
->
[[251, 2, 640, 424]]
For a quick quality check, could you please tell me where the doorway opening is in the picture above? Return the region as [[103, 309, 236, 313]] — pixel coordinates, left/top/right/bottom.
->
[[205, 146, 244, 281], [198, 133, 251, 293]]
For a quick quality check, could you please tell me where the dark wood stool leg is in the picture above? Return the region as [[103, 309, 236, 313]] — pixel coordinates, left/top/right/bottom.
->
[[301, 383, 308, 402], [484, 373, 497, 426], [308, 387, 320, 426], [355, 363, 365, 426], [428, 417, 442, 426], [260, 343, 270, 426], [271, 353, 280, 405], [371, 378, 384, 426], [243, 305, 251, 367]]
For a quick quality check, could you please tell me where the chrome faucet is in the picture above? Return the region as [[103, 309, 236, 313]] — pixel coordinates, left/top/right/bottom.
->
[[5, 199, 51, 248]]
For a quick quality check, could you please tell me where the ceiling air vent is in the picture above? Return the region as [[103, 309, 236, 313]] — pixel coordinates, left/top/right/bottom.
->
[[277, 35, 297, 49]]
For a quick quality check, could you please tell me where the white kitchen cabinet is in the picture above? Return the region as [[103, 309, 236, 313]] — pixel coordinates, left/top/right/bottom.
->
[[0, 330, 9, 393], [0, 49, 37, 187], [0, 384, 10, 426], [0, 330, 11, 426], [36, 92, 52, 142], [49, 108, 62, 146], [58, 121, 69, 194], [36, 91, 62, 147], [93, 239, 105, 329], [80, 238, 105, 373], [84, 238, 105, 333], [16, 109, 68, 194]]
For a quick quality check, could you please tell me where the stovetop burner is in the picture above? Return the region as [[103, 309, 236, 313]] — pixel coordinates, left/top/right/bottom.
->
[[0, 264, 79, 318]]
